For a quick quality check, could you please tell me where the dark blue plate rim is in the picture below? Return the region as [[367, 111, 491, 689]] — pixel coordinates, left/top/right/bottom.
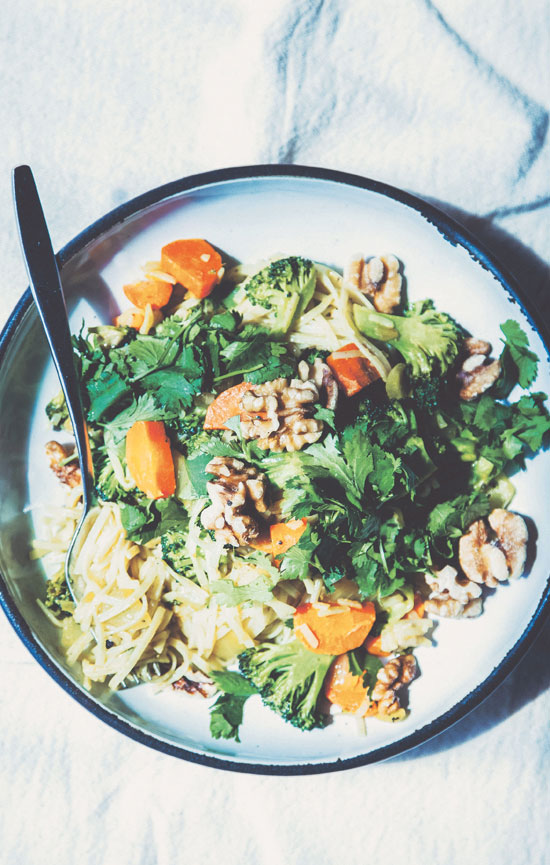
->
[[1, 163, 549, 775]]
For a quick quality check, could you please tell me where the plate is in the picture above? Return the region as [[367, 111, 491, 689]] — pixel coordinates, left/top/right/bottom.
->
[[1, 165, 550, 774]]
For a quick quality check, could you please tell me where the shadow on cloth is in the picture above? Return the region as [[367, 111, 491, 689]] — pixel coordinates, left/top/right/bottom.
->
[[394, 198, 550, 761], [424, 197, 550, 325]]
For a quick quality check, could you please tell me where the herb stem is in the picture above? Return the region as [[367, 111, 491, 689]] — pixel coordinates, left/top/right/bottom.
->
[[214, 364, 263, 383]]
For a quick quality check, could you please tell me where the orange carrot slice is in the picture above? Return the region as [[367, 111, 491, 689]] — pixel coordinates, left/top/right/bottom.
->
[[327, 343, 380, 396], [364, 634, 391, 657], [123, 279, 173, 309], [113, 308, 145, 329], [204, 382, 253, 430], [160, 239, 223, 299], [126, 421, 176, 499], [294, 600, 376, 655], [271, 518, 308, 557], [325, 653, 372, 715]]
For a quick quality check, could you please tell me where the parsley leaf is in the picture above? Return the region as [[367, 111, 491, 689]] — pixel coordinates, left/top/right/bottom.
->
[[500, 320, 539, 390], [86, 365, 131, 421], [209, 671, 258, 742]]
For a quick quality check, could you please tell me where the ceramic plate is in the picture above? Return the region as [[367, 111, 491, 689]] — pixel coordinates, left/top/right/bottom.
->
[[1, 165, 549, 774]]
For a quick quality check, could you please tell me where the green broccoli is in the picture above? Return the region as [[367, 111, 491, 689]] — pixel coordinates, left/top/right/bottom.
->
[[226, 256, 317, 335], [166, 409, 207, 453], [409, 372, 444, 412], [44, 572, 74, 617], [161, 531, 193, 576], [95, 460, 128, 502], [45, 390, 70, 431], [238, 639, 334, 731], [353, 300, 462, 379]]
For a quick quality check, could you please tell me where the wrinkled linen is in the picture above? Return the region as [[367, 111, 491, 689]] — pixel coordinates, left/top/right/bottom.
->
[[1, 2, 549, 864]]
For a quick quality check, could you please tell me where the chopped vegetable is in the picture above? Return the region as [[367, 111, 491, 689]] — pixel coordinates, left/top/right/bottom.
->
[[123, 279, 173, 309], [125, 420, 176, 499], [114, 308, 145, 329], [225, 256, 316, 335], [161, 239, 223, 299], [294, 600, 376, 655], [239, 639, 334, 730], [271, 518, 308, 556], [324, 653, 373, 715], [203, 381, 253, 430], [327, 343, 381, 396], [353, 300, 461, 378]]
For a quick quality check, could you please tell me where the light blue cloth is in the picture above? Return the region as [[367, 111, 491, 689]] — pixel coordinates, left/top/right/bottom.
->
[[1, 2, 549, 864]]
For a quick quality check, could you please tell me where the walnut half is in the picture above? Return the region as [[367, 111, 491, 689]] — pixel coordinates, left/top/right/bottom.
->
[[344, 254, 402, 313], [371, 654, 416, 716], [457, 337, 501, 400], [45, 441, 82, 488], [459, 509, 528, 587], [240, 377, 324, 452], [424, 565, 483, 619], [200, 457, 268, 546]]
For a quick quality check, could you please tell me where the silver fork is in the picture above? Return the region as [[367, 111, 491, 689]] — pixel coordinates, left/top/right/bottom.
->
[[13, 165, 96, 603]]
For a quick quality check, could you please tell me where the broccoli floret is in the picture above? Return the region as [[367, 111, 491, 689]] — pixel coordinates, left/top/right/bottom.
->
[[44, 572, 74, 617], [45, 390, 70, 431], [238, 639, 334, 731], [166, 409, 207, 453], [95, 460, 128, 502], [409, 371, 443, 412], [353, 300, 462, 379], [226, 256, 317, 335], [161, 531, 193, 576]]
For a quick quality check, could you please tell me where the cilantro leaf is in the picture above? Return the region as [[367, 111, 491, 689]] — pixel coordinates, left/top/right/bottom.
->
[[104, 394, 176, 442], [210, 670, 258, 696], [209, 693, 250, 742], [500, 320, 539, 389], [209, 671, 258, 742], [86, 365, 131, 421], [278, 525, 320, 580], [210, 579, 273, 606]]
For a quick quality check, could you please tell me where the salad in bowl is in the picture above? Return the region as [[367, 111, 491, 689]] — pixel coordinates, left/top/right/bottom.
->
[[35, 234, 550, 743]]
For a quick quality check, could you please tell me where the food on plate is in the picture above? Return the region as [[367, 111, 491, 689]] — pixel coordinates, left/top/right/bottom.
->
[[34, 242, 549, 741]]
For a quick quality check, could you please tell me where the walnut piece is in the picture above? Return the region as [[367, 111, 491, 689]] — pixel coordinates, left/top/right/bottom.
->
[[298, 357, 339, 410], [45, 441, 82, 488], [240, 377, 324, 452], [488, 509, 528, 580], [371, 654, 416, 715], [424, 565, 483, 618], [424, 596, 483, 619], [459, 510, 527, 587], [200, 456, 268, 546], [426, 509, 528, 618], [457, 336, 501, 400], [345, 254, 402, 313]]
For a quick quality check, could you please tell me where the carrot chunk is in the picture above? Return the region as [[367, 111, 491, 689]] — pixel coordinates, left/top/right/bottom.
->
[[123, 279, 173, 309], [125, 421, 176, 499], [364, 634, 391, 657], [113, 308, 145, 329], [325, 653, 372, 715], [271, 518, 308, 557], [160, 239, 223, 299], [327, 343, 380, 396], [294, 600, 376, 655], [204, 382, 253, 430]]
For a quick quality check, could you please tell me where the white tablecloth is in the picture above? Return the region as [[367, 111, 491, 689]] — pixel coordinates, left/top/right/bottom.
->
[[1, 2, 549, 864]]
